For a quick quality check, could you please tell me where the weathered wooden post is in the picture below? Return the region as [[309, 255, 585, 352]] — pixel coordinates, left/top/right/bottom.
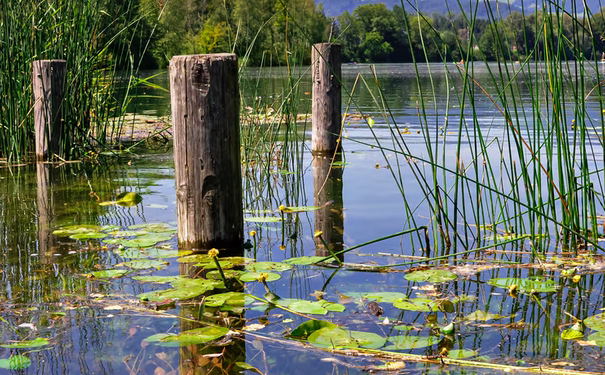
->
[[33, 60, 66, 161], [170, 54, 243, 251], [313, 153, 344, 262], [36, 163, 57, 263], [312, 43, 342, 153]]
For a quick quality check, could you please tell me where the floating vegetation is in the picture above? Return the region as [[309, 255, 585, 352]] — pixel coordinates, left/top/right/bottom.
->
[[0, 356, 32, 370], [0, 338, 50, 349], [404, 269, 457, 283], [486, 277, 559, 294], [145, 326, 229, 347]]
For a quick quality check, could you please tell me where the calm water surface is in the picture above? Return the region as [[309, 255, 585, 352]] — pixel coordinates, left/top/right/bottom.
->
[[1, 63, 605, 375]]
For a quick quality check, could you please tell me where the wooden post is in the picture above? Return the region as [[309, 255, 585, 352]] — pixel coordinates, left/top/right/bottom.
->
[[312, 43, 342, 153], [313, 153, 344, 262], [36, 163, 57, 263], [33, 60, 66, 161], [170, 54, 243, 251]]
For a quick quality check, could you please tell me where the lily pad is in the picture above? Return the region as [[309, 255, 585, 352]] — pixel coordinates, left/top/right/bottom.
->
[[240, 272, 281, 282], [393, 298, 440, 312], [88, 269, 129, 279], [53, 225, 101, 237], [138, 279, 223, 302], [133, 276, 183, 284], [283, 256, 326, 265], [206, 270, 245, 280], [561, 329, 584, 340], [244, 217, 282, 223], [364, 292, 409, 303], [486, 277, 558, 293], [117, 259, 168, 270], [290, 320, 338, 339], [194, 261, 234, 270], [152, 326, 229, 347], [464, 310, 512, 322], [307, 326, 385, 349], [116, 192, 143, 207], [282, 206, 322, 213], [128, 223, 172, 230], [448, 349, 477, 359], [0, 338, 49, 348], [584, 313, 605, 331], [282, 300, 345, 315], [178, 254, 212, 263], [205, 292, 250, 307], [245, 262, 292, 272], [405, 270, 457, 283], [587, 331, 605, 346], [385, 335, 438, 350], [70, 232, 107, 240], [0, 355, 31, 370]]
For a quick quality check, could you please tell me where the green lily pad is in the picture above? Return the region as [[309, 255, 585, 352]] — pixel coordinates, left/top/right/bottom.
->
[[133, 276, 183, 284], [385, 335, 438, 350], [486, 277, 558, 293], [0, 355, 31, 370], [117, 260, 168, 270], [448, 349, 477, 359], [283, 300, 345, 315], [584, 313, 605, 331], [194, 261, 234, 270], [128, 223, 172, 230], [290, 320, 338, 339], [319, 300, 346, 312], [206, 270, 245, 280], [218, 257, 254, 266], [120, 234, 173, 248], [283, 256, 326, 265], [0, 338, 49, 348], [100, 225, 122, 232], [88, 269, 129, 279], [282, 206, 322, 213], [240, 272, 281, 282], [307, 326, 385, 349], [152, 326, 229, 347], [244, 217, 282, 223], [53, 225, 101, 237], [70, 232, 107, 240], [145, 333, 175, 343], [138, 279, 223, 302], [364, 292, 409, 303], [561, 329, 584, 340], [394, 325, 415, 331], [245, 262, 292, 272], [235, 362, 262, 374], [103, 239, 123, 244], [393, 298, 440, 312], [464, 310, 512, 322], [205, 292, 249, 307], [587, 331, 605, 346], [178, 254, 212, 263], [116, 192, 143, 207], [405, 270, 457, 283]]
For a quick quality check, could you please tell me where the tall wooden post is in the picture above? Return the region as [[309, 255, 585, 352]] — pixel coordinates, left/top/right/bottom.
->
[[33, 60, 66, 162], [36, 163, 57, 263], [312, 43, 342, 153], [313, 153, 344, 263], [170, 54, 243, 251]]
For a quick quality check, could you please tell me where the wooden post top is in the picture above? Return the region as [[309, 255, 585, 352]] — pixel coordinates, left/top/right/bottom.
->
[[170, 54, 237, 62]]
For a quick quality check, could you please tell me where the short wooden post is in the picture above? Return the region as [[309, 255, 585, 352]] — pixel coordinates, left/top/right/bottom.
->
[[33, 60, 66, 162], [312, 43, 342, 153], [170, 54, 243, 251]]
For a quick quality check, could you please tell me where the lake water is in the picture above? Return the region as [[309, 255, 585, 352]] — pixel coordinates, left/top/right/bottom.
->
[[1, 63, 605, 375]]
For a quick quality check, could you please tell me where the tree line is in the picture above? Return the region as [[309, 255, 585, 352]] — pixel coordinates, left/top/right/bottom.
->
[[131, 0, 605, 68]]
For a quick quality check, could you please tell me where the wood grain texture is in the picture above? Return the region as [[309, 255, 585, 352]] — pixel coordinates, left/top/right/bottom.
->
[[33, 60, 66, 161], [170, 54, 243, 252], [311, 43, 342, 153]]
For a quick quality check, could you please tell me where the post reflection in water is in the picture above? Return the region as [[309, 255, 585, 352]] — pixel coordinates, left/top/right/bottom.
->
[[36, 162, 57, 262], [313, 152, 344, 262], [178, 260, 246, 374]]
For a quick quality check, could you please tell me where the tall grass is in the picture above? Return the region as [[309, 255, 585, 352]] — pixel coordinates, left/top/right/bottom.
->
[[0, 0, 142, 163], [358, 0, 605, 254]]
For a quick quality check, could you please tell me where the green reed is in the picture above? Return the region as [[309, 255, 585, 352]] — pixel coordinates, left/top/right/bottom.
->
[[0, 0, 142, 163]]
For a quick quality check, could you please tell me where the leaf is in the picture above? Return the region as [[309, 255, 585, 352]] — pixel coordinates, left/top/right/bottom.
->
[[206, 270, 245, 280], [205, 292, 249, 307], [138, 279, 223, 302], [244, 217, 282, 223], [290, 320, 338, 339], [194, 261, 234, 270], [0, 338, 49, 348], [283, 256, 326, 265], [0, 356, 32, 370], [486, 277, 558, 293], [89, 269, 129, 279], [132, 276, 183, 284], [245, 262, 292, 272], [319, 300, 346, 312], [281, 206, 322, 213], [587, 331, 605, 346], [405, 270, 457, 283], [236, 362, 262, 374], [561, 329, 584, 340], [117, 260, 168, 270], [178, 254, 212, 263], [393, 298, 439, 312], [464, 310, 512, 322], [385, 335, 438, 350], [240, 272, 281, 282], [116, 192, 143, 207], [288, 300, 328, 315], [363, 292, 409, 303], [448, 349, 477, 359], [70, 232, 107, 240], [584, 313, 605, 331], [307, 326, 357, 348], [154, 326, 229, 347]]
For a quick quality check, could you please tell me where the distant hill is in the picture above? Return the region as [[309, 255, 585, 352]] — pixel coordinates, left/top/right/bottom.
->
[[318, 0, 605, 17]]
